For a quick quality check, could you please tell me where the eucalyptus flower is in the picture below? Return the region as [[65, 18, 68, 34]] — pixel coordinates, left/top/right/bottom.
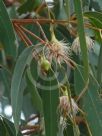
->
[[71, 36, 94, 54], [44, 34, 75, 68], [59, 96, 78, 117]]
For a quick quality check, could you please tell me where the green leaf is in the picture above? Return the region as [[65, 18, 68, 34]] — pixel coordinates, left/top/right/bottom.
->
[[56, 25, 73, 43], [74, 66, 84, 96], [84, 11, 102, 23], [26, 67, 43, 113], [37, 70, 59, 136], [97, 45, 102, 84], [18, 0, 41, 15], [11, 46, 34, 133], [0, 66, 11, 98], [0, 0, 17, 58], [0, 116, 8, 136], [84, 11, 102, 43], [74, 67, 102, 136], [83, 76, 102, 136], [63, 119, 74, 136], [73, 0, 89, 82], [54, 0, 68, 20], [84, 12, 102, 83], [0, 116, 23, 136], [86, 16, 102, 29]]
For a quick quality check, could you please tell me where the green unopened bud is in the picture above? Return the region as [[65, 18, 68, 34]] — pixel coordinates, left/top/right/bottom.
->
[[40, 57, 51, 71]]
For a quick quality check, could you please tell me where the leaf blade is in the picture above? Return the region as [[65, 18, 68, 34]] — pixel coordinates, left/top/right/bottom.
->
[[11, 46, 34, 133], [37, 70, 59, 136], [0, 0, 17, 58], [73, 0, 89, 81]]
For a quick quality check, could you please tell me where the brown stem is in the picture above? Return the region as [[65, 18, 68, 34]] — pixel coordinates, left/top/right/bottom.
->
[[35, 2, 47, 14], [12, 18, 102, 32], [14, 26, 29, 46], [21, 125, 39, 131], [14, 24, 33, 46], [36, 21, 48, 42], [76, 79, 89, 102], [19, 25, 46, 44], [12, 19, 68, 25]]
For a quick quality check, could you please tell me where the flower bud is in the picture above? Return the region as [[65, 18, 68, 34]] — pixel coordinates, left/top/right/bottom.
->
[[40, 56, 51, 71]]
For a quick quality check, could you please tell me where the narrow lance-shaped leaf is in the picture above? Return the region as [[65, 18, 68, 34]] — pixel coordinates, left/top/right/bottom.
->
[[84, 11, 102, 23], [0, 0, 17, 58], [97, 45, 102, 84], [37, 70, 59, 136], [74, 66, 102, 136], [73, 0, 89, 81], [11, 46, 34, 134], [0, 66, 11, 98], [26, 67, 43, 113], [84, 11, 102, 83]]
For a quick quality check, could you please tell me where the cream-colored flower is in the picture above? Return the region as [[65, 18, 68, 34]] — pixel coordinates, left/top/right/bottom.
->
[[71, 36, 94, 54], [59, 96, 78, 116], [44, 34, 75, 68]]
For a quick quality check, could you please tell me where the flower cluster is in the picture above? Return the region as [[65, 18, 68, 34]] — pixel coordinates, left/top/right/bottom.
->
[[43, 35, 94, 68], [71, 36, 94, 54]]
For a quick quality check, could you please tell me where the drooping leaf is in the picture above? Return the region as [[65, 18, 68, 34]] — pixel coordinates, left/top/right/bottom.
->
[[74, 66, 102, 136], [0, 0, 17, 58], [73, 0, 89, 82], [37, 70, 59, 136], [0, 66, 11, 99], [11, 46, 34, 133], [97, 45, 102, 84], [83, 76, 102, 136], [84, 12, 102, 83], [84, 11, 102, 43], [26, 67, 43, 113], [84, 11, 102, 23], [86, 16, 102, 29]]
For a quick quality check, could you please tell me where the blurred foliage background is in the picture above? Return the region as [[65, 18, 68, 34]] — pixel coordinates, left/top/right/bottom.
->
[[0, 0, 102, 136]]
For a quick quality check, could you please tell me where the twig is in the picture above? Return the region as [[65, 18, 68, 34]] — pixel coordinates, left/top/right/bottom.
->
[[35, 2, 47, 14], [76, 79, 89, 102], [14, 26, 29, 46], [14, 24, 32, 46], [12, 19, 68, 25], [36, 21, 48, 41], [21, 125, 39, 131], [19, 25, 46, 44]]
